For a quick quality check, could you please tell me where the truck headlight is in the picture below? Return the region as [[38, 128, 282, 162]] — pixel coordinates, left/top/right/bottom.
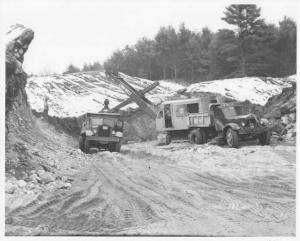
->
[[115, 132, 123, 137], [85, 130, 93, 136], [260, 118, 268, 125]]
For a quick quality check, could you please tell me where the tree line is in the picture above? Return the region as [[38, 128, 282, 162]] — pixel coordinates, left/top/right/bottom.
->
[[103, 4, 296, 83], [64, 5, 296, 83], [63, 61, 103, 74]]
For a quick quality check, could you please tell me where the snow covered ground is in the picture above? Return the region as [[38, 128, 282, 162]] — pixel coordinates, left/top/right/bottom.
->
[[186, 75, 296, 105], [26, 72, 184, 117], [26, 70, 296, 118]]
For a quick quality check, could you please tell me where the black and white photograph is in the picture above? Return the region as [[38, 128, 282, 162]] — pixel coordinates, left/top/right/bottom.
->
[[1, 0, 298, 238]]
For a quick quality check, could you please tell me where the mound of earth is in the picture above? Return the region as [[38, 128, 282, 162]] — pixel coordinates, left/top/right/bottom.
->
[[263, 83, 296, 142]]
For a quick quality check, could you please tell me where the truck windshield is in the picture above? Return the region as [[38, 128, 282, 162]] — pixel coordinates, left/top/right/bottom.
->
[[91, 118, 115, 127], [221, 106, 246, 118]]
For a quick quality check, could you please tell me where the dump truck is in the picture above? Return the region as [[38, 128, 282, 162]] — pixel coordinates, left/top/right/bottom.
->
[[79, 112, 124, 153], [156, 97, 270, 148]]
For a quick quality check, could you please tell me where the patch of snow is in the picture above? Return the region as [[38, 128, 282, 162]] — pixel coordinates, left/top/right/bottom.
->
[[26, 71, 296, 118], [186, 76, 296, 105], [26, 71, 184, 117]]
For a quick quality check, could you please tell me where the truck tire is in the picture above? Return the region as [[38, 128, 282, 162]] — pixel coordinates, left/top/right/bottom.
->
[[79, 135, 85, 152], [108, 141, 122, 152], [115, 141, 121, 152], [107, 143, 115, 152], [258, 131, 271, 145], [166, 133, 171, 145], [84, 139, 90, 153], [189, 129, 207, 144], [226, 128, 239, 148]]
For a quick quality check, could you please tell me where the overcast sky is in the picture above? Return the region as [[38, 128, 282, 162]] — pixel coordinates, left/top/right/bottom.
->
[[1, 0, 298, 74]]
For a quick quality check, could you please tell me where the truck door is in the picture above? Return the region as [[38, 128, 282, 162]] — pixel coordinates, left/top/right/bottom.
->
[[155, 108, 165, 131]]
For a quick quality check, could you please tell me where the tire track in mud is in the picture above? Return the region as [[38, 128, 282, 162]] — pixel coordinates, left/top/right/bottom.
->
[[122, 147, 295, 226], [6, 154, 162, 234], [91, 160, 161, 227], [6, 143, 296, 236]]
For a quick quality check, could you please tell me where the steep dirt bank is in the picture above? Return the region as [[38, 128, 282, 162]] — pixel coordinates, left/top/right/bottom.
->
[[5, 25, 34, 138], [32, 107, 157, 142], [5, 25, 80, 204], [5, 25, 37, 178], [263, 83, 296, 141]]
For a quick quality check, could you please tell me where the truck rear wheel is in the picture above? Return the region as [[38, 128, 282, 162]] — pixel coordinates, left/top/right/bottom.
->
[[189, 129, 207, 144], [258, 131, 271, 145], [226, 128, 239, 148]]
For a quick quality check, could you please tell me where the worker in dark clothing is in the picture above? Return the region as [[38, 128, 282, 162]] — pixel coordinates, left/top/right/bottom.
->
[[164, 105, 172, 128], [101, 99, 110, 112], [43, 96, 49, 119]]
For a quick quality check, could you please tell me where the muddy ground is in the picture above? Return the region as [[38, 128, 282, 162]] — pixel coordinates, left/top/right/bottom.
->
[[5, 118, 295, 236]]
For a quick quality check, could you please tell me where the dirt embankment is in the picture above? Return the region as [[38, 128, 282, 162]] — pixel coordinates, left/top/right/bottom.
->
[[5, 25, 81, 202], [31, 108, 157, 142], [5, 25, 36, 178], [6, 25, 34, 138], [263, 83, 296, 141]]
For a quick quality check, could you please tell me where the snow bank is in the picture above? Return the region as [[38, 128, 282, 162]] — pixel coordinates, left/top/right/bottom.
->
[[26, 71, 296, 118], [186, 75, 296, 105], [26, 71, 184, 117]]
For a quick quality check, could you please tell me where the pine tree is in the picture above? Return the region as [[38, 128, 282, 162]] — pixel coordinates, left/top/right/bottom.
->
[[208, 29, 239, 79], [222, 4, 265, 76], [278, 17, 296, 76], [63, 64, 80, 74]]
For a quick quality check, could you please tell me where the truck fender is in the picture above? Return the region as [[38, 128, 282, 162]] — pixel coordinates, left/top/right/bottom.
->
[[223, 123, 241, 134]]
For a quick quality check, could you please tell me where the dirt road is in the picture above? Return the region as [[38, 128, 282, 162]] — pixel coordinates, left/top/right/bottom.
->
[[6, 140, 295, 236]]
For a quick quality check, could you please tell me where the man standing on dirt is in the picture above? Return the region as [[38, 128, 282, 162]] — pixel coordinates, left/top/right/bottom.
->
[[43, 96, 49, 119]]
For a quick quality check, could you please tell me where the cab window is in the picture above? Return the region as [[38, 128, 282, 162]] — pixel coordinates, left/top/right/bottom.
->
[[157, 110, 164, 119], [187, 103, 199, 113], [116, 120, 123, 127]]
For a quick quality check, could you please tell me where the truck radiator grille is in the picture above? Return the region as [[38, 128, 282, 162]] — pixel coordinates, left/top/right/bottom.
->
[[97, 125, 111, 137]]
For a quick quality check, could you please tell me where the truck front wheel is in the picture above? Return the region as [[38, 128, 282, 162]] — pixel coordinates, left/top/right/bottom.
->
[[79, 135, 85, 152], [84, 139, 90, 153], [258, 131, 271, 145], [115, 141, 121, 152], [226, 128, 239, 148], [108, 141, 122, 152]]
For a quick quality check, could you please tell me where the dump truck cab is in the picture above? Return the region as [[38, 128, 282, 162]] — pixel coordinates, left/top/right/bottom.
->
[[79, 112, 124, 153], [207, 102, 270, 147]]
